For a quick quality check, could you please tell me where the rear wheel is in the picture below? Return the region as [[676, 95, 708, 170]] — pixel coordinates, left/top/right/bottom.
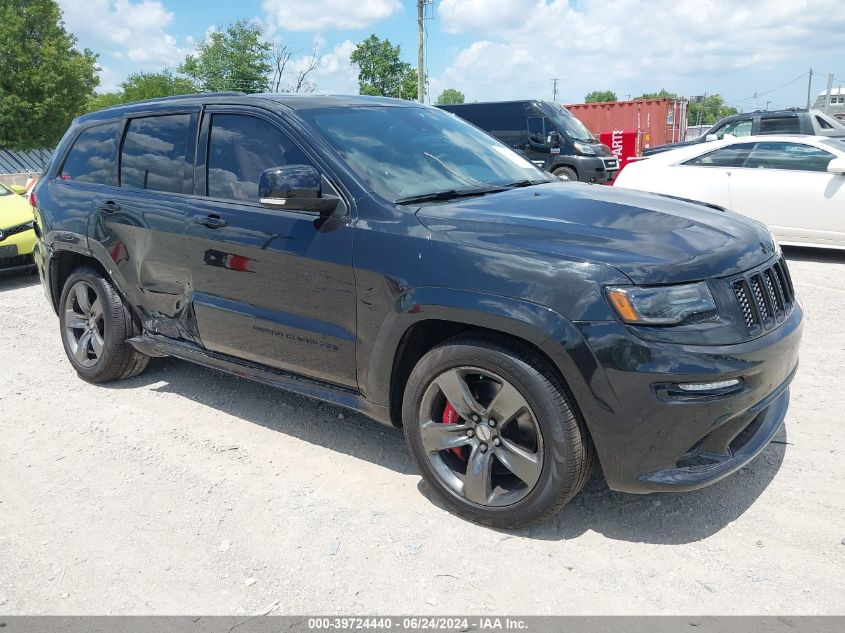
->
[[403, 335, 593, 528], [552, 166, 577, 181], [59, 267, 149, 383]]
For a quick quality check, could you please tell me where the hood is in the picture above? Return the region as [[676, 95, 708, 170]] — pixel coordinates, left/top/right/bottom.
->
[[643, 139, 696, 156], [415, 183, 775, 284], [0, 190, 33, 229]]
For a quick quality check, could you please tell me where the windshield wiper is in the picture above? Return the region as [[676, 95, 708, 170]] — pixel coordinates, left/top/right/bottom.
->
[[394, 186, 509, 205], [505, 179, 550, 188]]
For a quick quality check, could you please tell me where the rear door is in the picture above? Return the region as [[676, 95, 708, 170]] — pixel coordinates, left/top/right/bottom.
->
[[90, 110, 198, 337], [728, 140, 844, 246], [185, 106, 357, 388]]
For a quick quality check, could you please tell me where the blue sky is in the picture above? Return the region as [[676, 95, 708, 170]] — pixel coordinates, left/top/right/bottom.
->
[[57, 0, 845, 110]]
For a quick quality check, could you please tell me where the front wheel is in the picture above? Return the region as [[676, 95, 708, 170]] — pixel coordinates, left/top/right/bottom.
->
[[552, 166, 578, 182], [402, 335, 593, 528], [58, 267, 149, 383]]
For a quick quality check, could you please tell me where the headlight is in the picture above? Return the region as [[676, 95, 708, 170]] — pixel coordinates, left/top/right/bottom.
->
[[606, 282, 717, 325], [573, 141, 595, 155]]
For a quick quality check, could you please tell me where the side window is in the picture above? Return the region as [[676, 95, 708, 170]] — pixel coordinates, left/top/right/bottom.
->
[[207, 114, 312, 202], [742, 142, 835, 172], [120, 114, 191, 194], [527, 116, 545, 144], [816, 115, 834, 130], [759, 116, 801, 134], [711, 119, 752, 139], [684, 143, 754, 167], [60, 121, 119, 184]]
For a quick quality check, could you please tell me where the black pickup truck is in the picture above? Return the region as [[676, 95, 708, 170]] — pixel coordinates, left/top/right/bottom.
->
[[32, 94, 802, 528], [645, 108, 845, 155]]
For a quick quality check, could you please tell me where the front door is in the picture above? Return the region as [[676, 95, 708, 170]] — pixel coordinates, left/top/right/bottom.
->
[[525, 115, 550, 168], [186, 108, 357, 388]]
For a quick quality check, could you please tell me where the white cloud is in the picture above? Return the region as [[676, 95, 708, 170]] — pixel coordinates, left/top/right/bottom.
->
[[262, 0, 402, 32], [58, 0, 189, 74], [434, 0, 845, 103]]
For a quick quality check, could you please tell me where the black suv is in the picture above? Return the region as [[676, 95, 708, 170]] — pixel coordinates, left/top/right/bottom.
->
[[438, 100, 618, 183], [645, 108, 845, 155], [32, 94, 802, 528]]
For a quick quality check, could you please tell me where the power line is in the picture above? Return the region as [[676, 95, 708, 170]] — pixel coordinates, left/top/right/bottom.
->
[[728, 71, 810, 105]]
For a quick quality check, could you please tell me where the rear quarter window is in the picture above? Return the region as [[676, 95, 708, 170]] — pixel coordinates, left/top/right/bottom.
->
[[59, 121, 120, 184], [759, 116, 801, 134]]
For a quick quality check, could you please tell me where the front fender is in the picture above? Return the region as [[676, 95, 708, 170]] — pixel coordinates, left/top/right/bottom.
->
[[361, 286, 616, 422]]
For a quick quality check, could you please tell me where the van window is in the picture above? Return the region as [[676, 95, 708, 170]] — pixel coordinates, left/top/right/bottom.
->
[[207, 114, 312, 202], [120, 114, 191, 194], [759, 116, 800, 134], [527, 117, 545, 144], [60, 121, 120, 184]]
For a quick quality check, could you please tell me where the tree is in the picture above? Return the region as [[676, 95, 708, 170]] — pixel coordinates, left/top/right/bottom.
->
[[351, 34, 418, 100], [179, 20, 272, 93], [0, 0, 99, 150], [634, 89, 678, 100], [436, 88, 465, 105], [687, 94, 738, 126], [85, 71, 197, 113], [584, 90, 617, 103]]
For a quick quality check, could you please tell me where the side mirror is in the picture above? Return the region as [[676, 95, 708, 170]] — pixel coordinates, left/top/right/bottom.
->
[[258, 165, 339, 215], [9, 184, 26, 195], [827, 157, 845, 175], [547, 130, 561, 148], [704, 134, 719, 142]]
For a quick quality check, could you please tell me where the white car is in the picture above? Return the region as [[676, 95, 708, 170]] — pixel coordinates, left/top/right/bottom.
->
[[614, 135, 845, 250]]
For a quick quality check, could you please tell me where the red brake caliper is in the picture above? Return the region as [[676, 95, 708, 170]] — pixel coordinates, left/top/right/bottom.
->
[[442, 401, 465, 459]]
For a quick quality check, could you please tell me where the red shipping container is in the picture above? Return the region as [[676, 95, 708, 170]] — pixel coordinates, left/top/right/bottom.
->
[[599, 130, 639, 180], [566, 98, 687, 151]]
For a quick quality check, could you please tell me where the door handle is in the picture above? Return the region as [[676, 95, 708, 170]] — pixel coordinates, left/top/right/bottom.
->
[[96, 201, 121, 214], [193, 214, 227, 229]]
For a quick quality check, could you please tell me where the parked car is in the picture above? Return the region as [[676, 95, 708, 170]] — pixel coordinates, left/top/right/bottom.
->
[[0, 181, 36, 273], [33, 94, 802, 528], [438, 100, 619, 183], [644, 108, 845, 155], [615, 135, 845, 250]]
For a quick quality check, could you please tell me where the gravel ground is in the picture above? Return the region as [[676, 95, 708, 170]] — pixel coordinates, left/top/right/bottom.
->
[[0, 247, 843, 615]]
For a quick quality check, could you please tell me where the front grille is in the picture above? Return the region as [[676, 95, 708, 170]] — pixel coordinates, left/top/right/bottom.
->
[[731, 256, 795, 334], [0, 222, 33, 242], [0, 254, 33, 270]]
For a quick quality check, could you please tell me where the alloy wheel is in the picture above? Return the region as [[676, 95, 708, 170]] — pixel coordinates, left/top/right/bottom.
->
[[418, 367, 544, 507], [63, 280, 105, 368]]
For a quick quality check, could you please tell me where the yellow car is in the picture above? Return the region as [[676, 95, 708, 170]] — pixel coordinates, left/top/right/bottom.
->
[[0, 182, 36, 273]]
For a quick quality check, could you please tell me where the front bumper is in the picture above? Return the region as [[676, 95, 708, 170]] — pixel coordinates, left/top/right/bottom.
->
[[555, 156, 618, 183], [0, 227, 36, 272], [569, 302, 803, 494]]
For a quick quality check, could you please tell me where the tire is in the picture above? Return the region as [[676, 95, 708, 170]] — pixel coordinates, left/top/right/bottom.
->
[[552, 166, 578, 182], [402, 334, 593, 529], [58, 266, 149, 383]]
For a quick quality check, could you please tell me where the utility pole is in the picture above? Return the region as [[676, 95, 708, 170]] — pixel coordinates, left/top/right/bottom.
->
[[764, 100, 771, 111], [753, 91, 758, 110], [806, 68, 814, 109], [417, 0, 425, 103], [551, 78, 560, 101], [824, 73, 834, 113]]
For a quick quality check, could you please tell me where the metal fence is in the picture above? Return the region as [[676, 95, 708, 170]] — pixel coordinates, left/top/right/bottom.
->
[[0, 148, 53, 175]]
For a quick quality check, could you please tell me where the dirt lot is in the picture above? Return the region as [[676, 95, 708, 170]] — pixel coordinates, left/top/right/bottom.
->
[[1, 247, 843, 615]]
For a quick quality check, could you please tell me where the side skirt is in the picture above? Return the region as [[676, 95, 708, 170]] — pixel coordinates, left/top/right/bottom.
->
[[127, 334, 393, 426]]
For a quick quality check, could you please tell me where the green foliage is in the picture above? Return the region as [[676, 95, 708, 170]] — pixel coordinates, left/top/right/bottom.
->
[[584, 90, 617, 103], [179, 19, 272, 93], [435, 88, 465, 105], [351, 35, 418, 100], [85, 70, 198, 113], [634, 89, 678, 100], [688, 94, 738, 126], [0, 0, 99, 150]]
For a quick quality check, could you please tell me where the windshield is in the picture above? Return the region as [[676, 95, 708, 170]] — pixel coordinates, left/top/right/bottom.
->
[[546, 107, 596, 142], [298, 105, 551, 202]]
